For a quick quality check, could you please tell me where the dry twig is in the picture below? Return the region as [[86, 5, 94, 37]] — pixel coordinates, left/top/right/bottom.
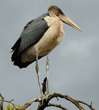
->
[[48, 103, 68, 110], [0, 93, 4, 110]]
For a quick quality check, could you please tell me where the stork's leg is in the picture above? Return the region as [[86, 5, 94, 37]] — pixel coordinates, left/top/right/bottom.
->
[[46, 52, 49, 94], [35, 48, 42, 97]]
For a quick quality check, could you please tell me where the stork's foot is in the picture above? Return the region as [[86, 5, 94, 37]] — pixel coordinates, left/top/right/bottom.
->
[[40, 92, 50, 104]]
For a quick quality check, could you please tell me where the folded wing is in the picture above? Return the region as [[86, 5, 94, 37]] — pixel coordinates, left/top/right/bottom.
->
[[11, 13, 49, 68]]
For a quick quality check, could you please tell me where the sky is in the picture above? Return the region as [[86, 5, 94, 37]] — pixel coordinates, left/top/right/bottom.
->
[[0, 0, 99, 110]]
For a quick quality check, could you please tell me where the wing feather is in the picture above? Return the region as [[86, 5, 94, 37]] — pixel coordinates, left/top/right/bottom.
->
[[11, 13, 49, 64]]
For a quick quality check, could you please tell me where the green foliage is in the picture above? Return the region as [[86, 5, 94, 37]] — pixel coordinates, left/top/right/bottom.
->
[[5, 104, 29, 110]]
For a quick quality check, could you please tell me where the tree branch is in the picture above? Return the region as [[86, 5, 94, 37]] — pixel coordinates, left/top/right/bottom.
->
[[77, 100, 95, 110], [48, 103, 68, 110], [0, 93, 4, 110], [0, 93, 95, 110], [21, 93, 95, 110]]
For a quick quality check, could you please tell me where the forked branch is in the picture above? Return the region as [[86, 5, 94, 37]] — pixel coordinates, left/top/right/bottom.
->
[[0, 93, 95, 110], [21, 93, 95, 110]]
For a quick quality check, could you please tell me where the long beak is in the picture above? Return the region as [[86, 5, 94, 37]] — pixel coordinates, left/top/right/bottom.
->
[[59, 14, 82, 31]]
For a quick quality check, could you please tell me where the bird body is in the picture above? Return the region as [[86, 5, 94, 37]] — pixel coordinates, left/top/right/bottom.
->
[[21, 15, 64, 63], [11, 13, 50, 68], [11, 5, 81, 68]]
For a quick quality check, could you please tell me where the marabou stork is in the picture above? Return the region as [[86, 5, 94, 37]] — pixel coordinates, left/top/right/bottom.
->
[[11, 5, 81, 96]]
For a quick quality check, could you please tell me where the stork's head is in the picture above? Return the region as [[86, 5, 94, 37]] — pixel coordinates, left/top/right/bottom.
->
[[48, 5, 81, 31]]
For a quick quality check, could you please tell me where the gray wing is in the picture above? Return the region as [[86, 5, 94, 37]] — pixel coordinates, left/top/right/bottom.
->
[[11, 13, 49, 62]]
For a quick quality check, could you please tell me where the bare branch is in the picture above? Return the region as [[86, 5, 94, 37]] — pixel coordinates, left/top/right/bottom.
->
[[21, 93, 95, 110], [48, 103, 68, 110], [21, 98, 40, 110], [0, 93, 95, 110], [77, 100, 95, 110], [0, 99, 15, 105], [46, 93, 85, 110], [0, 93, 4, 110]]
